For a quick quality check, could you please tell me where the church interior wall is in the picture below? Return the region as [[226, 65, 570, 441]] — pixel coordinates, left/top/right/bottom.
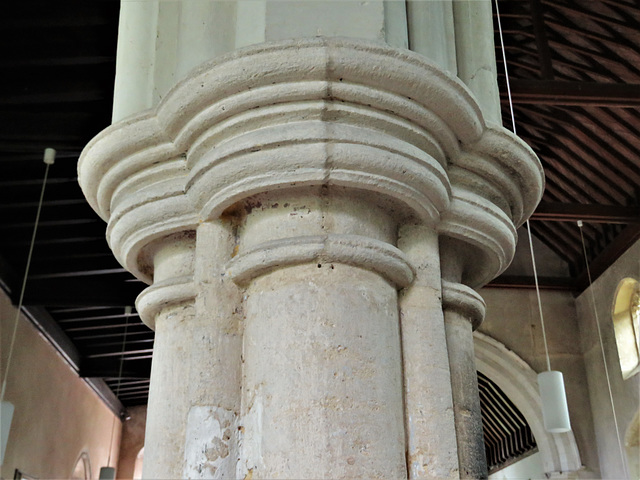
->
[[480, 230, 600, 476], [575, 239, 640, 480], [0, 291, 121, 480], [479, 287, 600, 477]]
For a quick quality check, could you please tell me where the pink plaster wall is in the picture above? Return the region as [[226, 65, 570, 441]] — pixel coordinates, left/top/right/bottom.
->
[[1, 291, 121, 479]]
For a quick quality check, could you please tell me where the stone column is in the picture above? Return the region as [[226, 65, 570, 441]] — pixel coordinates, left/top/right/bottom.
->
[[398, 225, 459, 479], [440, 243, 489, 478], [232, 191, 409, 478], [79, 37, 543, 479]]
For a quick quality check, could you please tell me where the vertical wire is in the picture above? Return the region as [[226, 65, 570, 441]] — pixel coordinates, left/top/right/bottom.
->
[[107, 305, 131, 467], [527, 220, 551, 371], [494, 0, 552, 370], [1, 161, 51, 404], [578, 222, 629, 478], [494, 0, 517, 136]]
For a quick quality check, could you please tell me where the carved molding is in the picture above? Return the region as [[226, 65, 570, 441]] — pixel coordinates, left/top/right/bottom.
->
[[228, 234, 414, 288], [441, 280, 486, 329], [78, 37, 543, 288], [136, 275, 196, 329]]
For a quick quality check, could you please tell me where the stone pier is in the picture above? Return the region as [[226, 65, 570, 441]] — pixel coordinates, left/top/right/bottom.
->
[[79, 3, 544, 478]]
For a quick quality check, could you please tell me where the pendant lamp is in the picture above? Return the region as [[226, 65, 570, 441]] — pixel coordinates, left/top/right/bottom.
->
[[0, 401, 14, 465], [99, 466, 116, 479], [494, 0, 571, 434]]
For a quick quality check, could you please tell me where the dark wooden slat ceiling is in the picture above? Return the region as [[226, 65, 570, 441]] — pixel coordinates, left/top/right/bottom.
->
[[0, 1, 149, 411], [0, 0, 638, 436], [493, 0, 640, 289]]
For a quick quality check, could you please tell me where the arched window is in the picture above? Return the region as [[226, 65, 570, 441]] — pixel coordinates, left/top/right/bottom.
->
[[70, 452, 91, 480], [612, 278, 640, 379]]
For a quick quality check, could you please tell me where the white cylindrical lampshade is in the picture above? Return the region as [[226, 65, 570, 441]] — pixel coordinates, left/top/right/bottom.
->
[[43, 147, 56, 165], [1, 401, 14, 465], [99, 466, 116, 479], [538, 370, 572, 433]]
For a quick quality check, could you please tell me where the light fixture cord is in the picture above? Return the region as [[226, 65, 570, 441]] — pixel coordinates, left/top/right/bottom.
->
[[494, 0, 518, 136], [495, 0, 551, 371], [107, 305, 131, 467], [526, 220, 551, 371], [0, 160, 51, 404], [578, 221, 629, 478]]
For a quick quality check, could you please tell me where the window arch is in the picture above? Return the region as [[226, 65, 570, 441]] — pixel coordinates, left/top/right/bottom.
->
[[473, 331, 582, 476], [612, 277, 640, 379], [70, 452, 91, 480], [133, 447, 144, 479]]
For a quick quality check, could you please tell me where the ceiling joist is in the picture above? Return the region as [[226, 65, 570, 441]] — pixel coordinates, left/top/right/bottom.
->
[[505, 80, 640, 107]]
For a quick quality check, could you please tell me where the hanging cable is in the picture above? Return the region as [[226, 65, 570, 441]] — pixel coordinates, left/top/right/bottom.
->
[[0, 148, 55, 405], [494, 0, 517, 136], [495, 0, 551, 371], [578, 221, 629, 478], [494, 0, 572, 434], [105, 305, 132, 470], [526, 221, 551, 371]]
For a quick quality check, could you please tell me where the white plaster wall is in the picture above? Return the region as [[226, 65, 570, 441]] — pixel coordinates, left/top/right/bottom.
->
[[575, 239, 640, 479], [479, 287, 600, 476], [0, 290, 120, 479]]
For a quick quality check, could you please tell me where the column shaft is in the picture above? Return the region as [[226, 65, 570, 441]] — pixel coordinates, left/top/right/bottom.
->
[[452, 0, 502, 124], [142, 223, 243, 479], [444, 310, 488, 479], [143, 302, 195, 477], [232, 191, 408, 479], [398, 225, 459, 479], [241, 264, 406, 479], [440, 241, 489, 479]]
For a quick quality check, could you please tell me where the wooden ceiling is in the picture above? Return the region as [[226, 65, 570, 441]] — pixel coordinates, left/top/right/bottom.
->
[[0, 0, 638, 419], [492, 0, 640, 291]]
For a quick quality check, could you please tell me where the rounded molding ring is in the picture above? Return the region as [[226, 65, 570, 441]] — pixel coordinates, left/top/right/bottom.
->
[[136, 275, 196, 329], [227, 234, 415, 288], [441, 280, 486, 330], [439, 187, 517, 288], [77, 37, 543, 289]]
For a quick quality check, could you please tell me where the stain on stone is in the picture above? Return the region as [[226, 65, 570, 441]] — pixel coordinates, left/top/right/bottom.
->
[[205, 436, 229, 461]]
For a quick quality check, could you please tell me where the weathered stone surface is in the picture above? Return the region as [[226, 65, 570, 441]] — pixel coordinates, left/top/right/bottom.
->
[[78, 37, 543, 479]]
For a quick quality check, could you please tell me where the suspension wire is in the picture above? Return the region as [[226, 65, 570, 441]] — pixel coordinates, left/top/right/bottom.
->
[[498, 0, 628, 472], [526, 220, 551, 371], [1, 154, 53, 404], [494, 0, 551, 370], [107, 305, 132, 467], [578, 221, 629, 478], [494, 0, 517, 136]]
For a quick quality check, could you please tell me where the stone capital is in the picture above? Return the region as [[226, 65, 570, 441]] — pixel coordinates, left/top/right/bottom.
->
[[78, 37, 543, 293]]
